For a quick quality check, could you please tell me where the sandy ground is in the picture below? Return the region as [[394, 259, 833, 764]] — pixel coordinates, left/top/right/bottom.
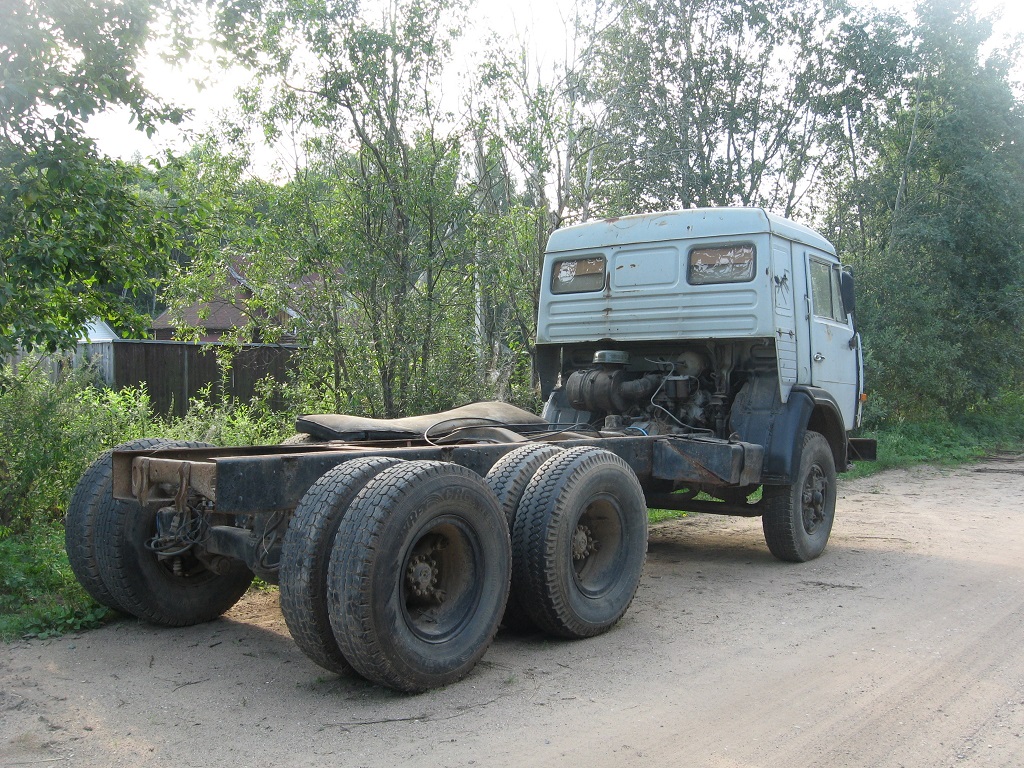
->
[[3, 457, 1024, 768]]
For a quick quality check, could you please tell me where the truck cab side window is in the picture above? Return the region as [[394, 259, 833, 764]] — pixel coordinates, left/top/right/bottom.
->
[[809, 259, 847, 323]]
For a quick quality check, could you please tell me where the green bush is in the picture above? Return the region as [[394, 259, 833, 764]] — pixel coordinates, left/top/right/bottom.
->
[[0, 521, 107, 639], [165, 383, 293, 446], [847, 391, 1024, 478], [0, 359, 156, 534]]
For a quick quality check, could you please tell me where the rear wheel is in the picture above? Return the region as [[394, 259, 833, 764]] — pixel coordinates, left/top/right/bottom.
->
[[94, 441, 254, 626], [512, 447, 648, 639], [485, 443, 563, 632], [279, 456, 401, 674], [761, 431, 836, 562], [327, 461, 510, 692], [65, 438, 178, 612]]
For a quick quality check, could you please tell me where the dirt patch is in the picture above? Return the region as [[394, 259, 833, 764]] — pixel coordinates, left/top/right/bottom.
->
[[3, 459, 1024, 767]]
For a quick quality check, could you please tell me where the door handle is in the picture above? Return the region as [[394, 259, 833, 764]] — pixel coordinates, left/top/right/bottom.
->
[[813, 353, 825, 362]]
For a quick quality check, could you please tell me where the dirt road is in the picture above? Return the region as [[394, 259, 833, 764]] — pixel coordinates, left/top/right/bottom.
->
[[3, 458, 1024, 767]]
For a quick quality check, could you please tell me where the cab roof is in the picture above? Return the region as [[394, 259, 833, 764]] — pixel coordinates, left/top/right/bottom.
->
[[545, 207, 836, 256]]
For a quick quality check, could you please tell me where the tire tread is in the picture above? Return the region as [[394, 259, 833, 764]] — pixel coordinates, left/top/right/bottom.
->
[[485, 443, 563, 633], [94, 440, 253, 626], [279, 456, 400, 674], [762, 431, 836, 562], [328, 461, 509, 692], [65, 438, 178, 612]]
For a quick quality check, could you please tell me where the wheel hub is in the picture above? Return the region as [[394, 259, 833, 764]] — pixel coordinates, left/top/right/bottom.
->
[[405, 554, 443, 602], [572, 524, 596, 561], [802, 466, 827, 533]]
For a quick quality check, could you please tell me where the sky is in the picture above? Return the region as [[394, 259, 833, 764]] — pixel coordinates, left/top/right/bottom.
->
[[86, 0, 1024, 167], [88, 0, 580, 168]]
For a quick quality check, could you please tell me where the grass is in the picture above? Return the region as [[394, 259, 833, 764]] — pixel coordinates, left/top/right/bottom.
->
[[844, 394, 1024, 479], [0, 523, 109, 639], [648, 508, 689, 524]]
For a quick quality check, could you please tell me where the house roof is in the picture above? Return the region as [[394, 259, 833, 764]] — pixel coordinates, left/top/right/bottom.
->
[[80, 318, 119, 342], [151, 259, 307, 336], [151, 289, 254, 332]]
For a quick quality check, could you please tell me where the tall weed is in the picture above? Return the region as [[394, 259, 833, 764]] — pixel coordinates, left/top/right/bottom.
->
[[0, 522, 103, 639], [0, 358, 156, 532], [0, 359, 289, 639], [166, 383, 292, 446]]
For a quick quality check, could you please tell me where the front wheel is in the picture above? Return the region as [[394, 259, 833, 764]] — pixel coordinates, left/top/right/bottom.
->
[[761, 431, 837, 562]]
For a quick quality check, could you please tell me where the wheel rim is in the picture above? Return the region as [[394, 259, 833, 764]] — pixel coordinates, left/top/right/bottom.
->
[[801, 464, 828, 534], [400, 516, 483, 643], [571, 493, 625, 599]]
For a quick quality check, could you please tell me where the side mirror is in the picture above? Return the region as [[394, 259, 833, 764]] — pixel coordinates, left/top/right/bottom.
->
[[840, 270, 856, 317]]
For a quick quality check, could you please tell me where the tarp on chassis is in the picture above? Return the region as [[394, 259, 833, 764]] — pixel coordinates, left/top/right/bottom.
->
[[294, 401, 548, 442]]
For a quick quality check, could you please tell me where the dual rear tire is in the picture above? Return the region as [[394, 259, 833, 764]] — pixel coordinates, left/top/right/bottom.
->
[[65, 437, 175, 613], [510, 447, 648, 639], [279, 456, 403, 675], [281, 446, 649, 690], [484, 443, 564, 632], [282, 459, 512, 693], [327, 462, 511, 692]]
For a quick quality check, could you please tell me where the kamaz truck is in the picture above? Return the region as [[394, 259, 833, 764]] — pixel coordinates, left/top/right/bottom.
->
[[66, 207, 875, 692]]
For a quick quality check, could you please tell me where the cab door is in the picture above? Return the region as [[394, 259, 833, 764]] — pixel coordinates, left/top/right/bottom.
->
[[771, 239, 799, 402], [805, 252, 859, 430]]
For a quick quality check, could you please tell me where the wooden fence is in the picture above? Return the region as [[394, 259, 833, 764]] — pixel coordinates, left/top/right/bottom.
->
[[13, 340, 297, 417]]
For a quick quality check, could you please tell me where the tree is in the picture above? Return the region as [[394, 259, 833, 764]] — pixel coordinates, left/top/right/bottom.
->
[[467, 4, 611, 394], [813, 8, 913, 253], [164, 0, 484, 417], [588, 0, 854, 215], [0, 0, 190, 354], [831, 0, 1024, 419]]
